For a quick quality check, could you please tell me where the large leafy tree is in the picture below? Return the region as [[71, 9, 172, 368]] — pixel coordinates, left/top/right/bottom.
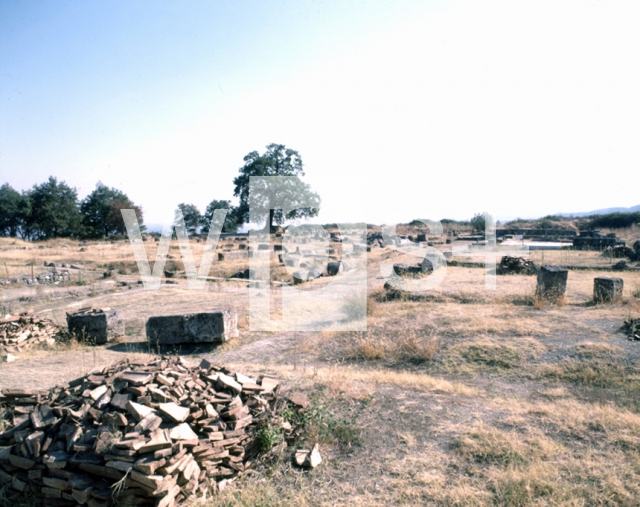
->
[[201, 199, 240, 234], [106, 199, 144, 237], [0, 183, 26, 237], [470, 213, 486, 232], [174, 203, 202, 235], [29, 177, 82, 239], [233, 144, 320, 231], [81, 182, 144, 238]]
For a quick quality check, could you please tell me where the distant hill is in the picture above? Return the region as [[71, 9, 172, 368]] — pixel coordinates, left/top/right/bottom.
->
[[557, 204, 640, 218]]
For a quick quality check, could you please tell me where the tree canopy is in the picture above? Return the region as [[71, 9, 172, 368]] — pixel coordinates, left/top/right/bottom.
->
[[202, 199, 240, 234], [233, 143, 320, 230], [174, 203, 202, 235], [470, 213, 486, 232], [28, 177, 82, 240], [1, 145, 319, 240], [0, 184, 26, 238], [81, 182, 144, 238]]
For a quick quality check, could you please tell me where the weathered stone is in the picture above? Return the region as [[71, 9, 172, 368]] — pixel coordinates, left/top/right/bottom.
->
[[169, 423, 198, 441], [536, 265, 568, 303], [285, 258, 300, 267], [612, 260, 628, 271], [292, 271, 307, 285], [158, 403, 190, 423], [134, 413, 163, 433], [67, 309, 124, 344], [294, 443, 322, 468], [393, 260, 433, 277], [217, 373, 242, 395], [326, 262, 343, 276], [126, 401, 156, 422], [307, 269, 322, 280], [146, 310, 238, 345], [217, 251, 248, 261], [497, 256, 537, 275], [230, 268, 254, 280], [593, 277, 624, 303], [288, 392, 309, 408]]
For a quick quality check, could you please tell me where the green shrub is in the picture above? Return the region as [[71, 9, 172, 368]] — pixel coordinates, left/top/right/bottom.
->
[[256, 425, 282, 451]]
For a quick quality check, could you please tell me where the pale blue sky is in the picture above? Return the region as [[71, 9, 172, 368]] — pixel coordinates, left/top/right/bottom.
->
[[2, 0, 639, 228]]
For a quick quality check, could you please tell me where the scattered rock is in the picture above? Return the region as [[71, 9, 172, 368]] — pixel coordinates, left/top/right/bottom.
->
[[288, 392, 310, 409], [612, 260, 628, 271], [292, 271, 308, 285], [602, 245, 638, 261], [496, 256, 538, 275], [307, 269, 322, 280], [0, 355, 282, 505], [327, 262, 343, 276], [294, 443, 322, 468], [0, 314, 62, 356]]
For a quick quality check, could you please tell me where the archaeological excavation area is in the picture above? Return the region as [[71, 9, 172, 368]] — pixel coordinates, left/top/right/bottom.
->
[[1, 223, 640, 506]]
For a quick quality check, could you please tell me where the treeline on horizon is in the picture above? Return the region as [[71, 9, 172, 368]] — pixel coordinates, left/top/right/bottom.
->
[[0, 177, 144, 240], [502, 213, 640, 230], [1, 177, 638, 241], [0, 177, 244, 241]]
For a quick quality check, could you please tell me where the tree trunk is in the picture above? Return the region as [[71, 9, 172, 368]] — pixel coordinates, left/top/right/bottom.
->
[[268, 209, 275, 232]]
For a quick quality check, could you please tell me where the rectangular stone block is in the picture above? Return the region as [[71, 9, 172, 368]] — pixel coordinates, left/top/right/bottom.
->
[[593, 277, 623, 303], [218, 251, 248, 261], [536, 265, 568, 303], [146, 311, 238, 345], [66, 309, 124, 344]]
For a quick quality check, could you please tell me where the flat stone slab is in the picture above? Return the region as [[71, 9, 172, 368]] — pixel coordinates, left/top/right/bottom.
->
[[218, 251, 248, 261], [66, 308, 124, 345], [146, 310, 238, 346]]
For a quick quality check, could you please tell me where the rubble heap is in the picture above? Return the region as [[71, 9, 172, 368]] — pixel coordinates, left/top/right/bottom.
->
[[0, 313, 63, 358], [622, 318, 640, 341], [602, 245, 638, 261], [496, 256, 538, 275], [0, 356, 281, 506]]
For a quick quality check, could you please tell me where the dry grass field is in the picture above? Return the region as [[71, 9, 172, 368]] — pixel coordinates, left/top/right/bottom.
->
[[1, 235, 640, 506]]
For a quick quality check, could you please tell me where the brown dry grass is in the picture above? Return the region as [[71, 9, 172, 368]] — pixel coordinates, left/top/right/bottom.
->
[[439, 337, 546, 374], [0, 236, 294, 285], [2, 237, 640, 506]]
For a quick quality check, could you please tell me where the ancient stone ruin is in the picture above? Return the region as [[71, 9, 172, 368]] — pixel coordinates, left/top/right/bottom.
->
[[146, 311, 238, 346], [496, 256, 538, 275], [602, 245, 638, 261], [573, 230, 625, 250], [536, 265, 568, 303], [593, 277, 624, 304], [67, 308, 125, 345], [393, 259, 433, 278]]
